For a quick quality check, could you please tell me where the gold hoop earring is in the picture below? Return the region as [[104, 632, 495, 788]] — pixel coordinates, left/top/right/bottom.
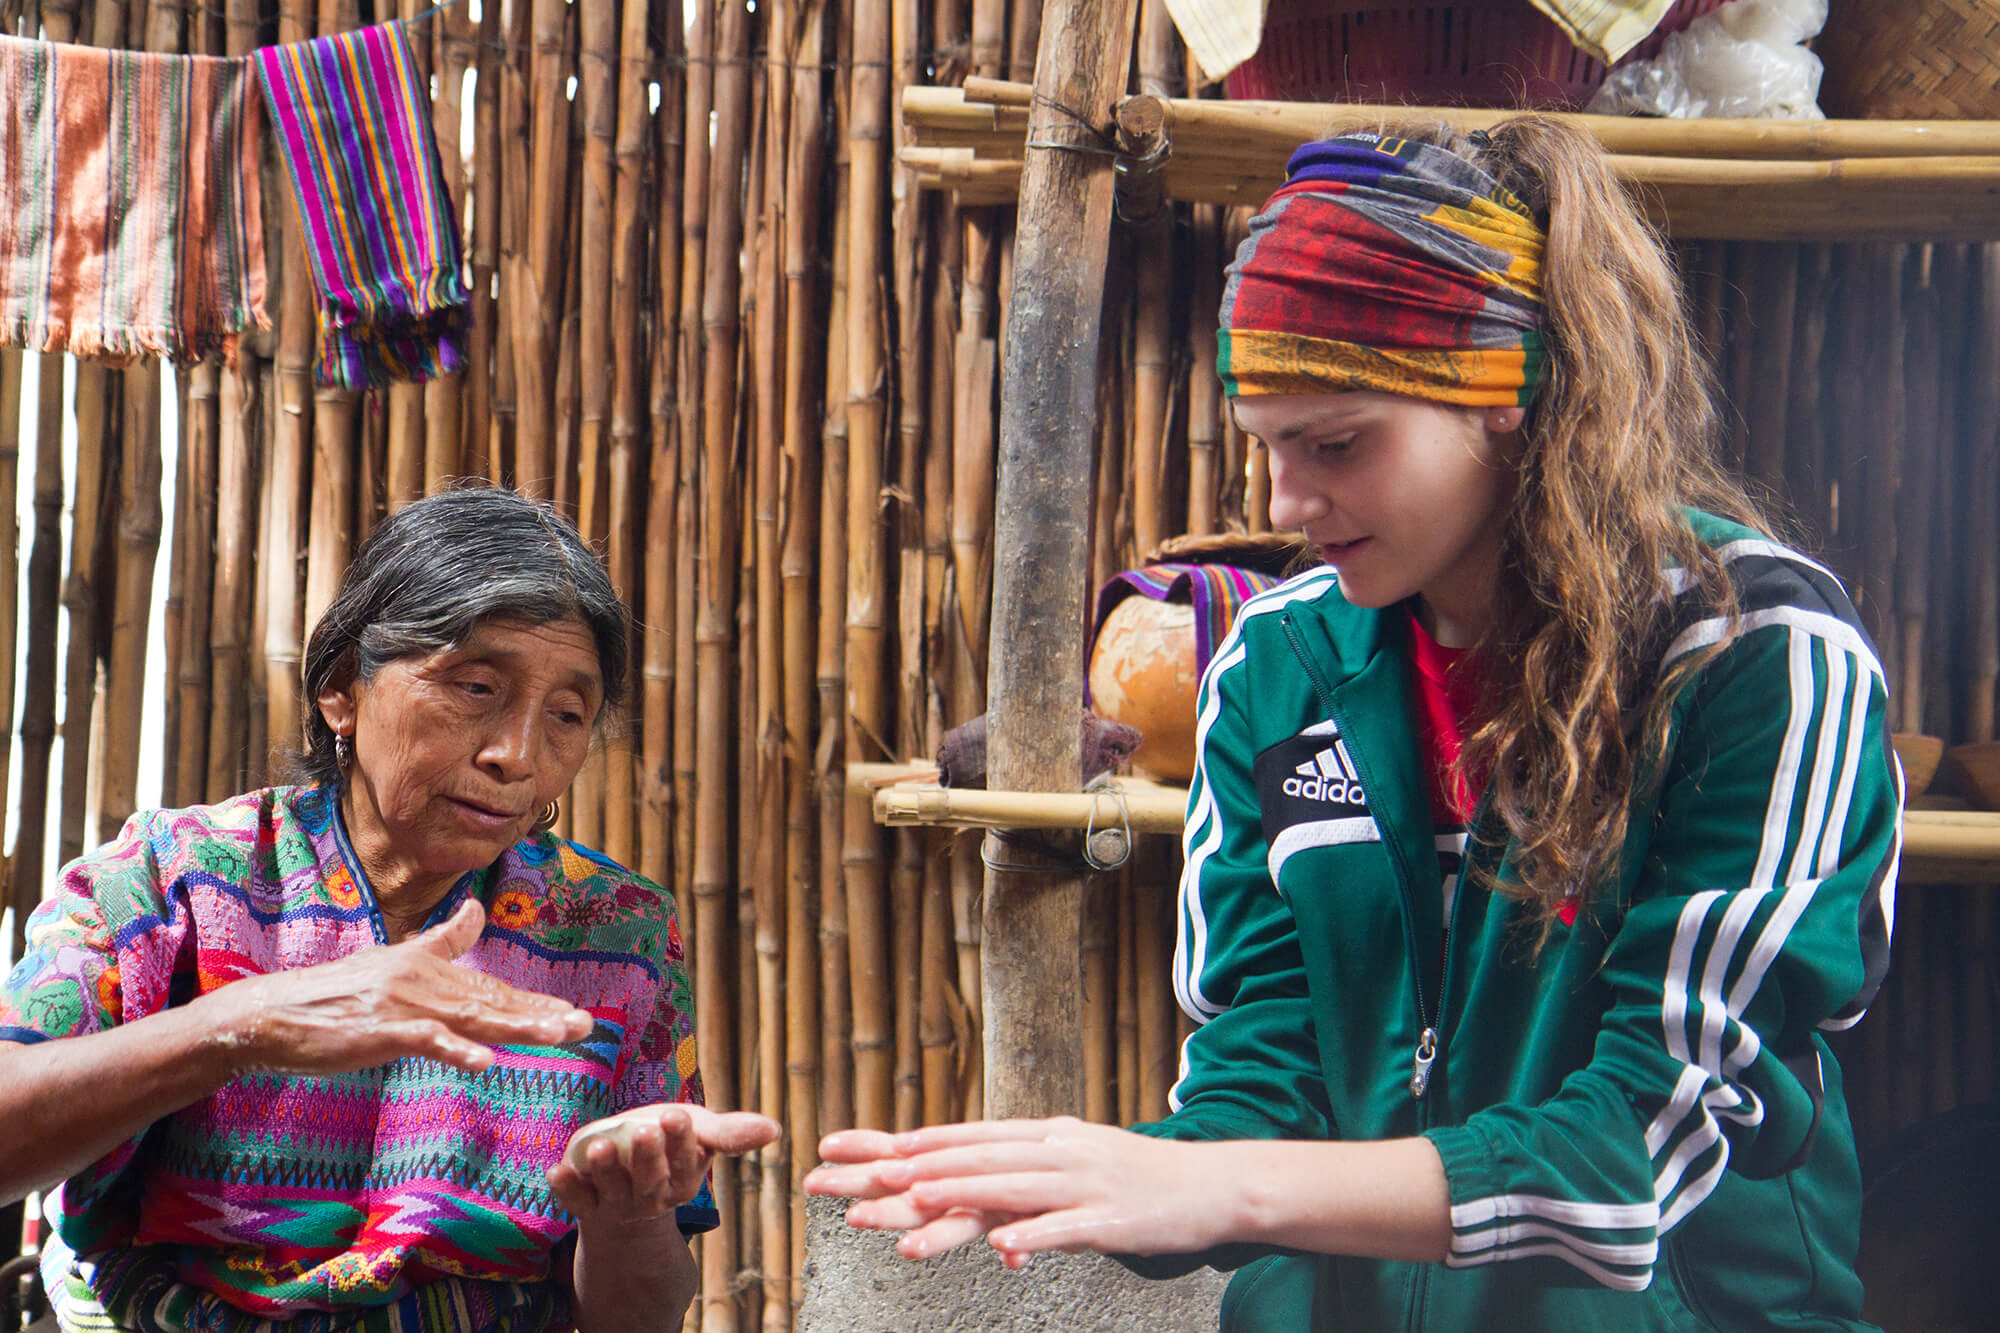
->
[[334, 735, 354, 773], [535, 801, 560, 832]]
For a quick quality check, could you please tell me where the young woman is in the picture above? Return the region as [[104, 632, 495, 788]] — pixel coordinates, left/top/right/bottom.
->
[[806, 119, 1897, 1331]]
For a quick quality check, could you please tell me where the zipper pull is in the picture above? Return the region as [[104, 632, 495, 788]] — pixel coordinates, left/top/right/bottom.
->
[[1410, 1027, 1439, 1100]]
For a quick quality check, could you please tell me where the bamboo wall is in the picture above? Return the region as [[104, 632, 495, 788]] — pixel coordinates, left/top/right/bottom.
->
[[0, 0, 1995, 1327]]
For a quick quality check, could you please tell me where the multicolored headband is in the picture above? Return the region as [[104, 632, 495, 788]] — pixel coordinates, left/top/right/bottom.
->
[[1218, 133, 1548, 408]]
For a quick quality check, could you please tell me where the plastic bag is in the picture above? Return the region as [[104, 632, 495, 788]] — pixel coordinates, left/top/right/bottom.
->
[[1587, 0, 1828, 119]]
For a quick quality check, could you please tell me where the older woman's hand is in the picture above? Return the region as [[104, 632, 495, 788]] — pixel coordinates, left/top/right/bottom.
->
[[198, 897, 594, 1076], [549, 1105, 781, 1226]]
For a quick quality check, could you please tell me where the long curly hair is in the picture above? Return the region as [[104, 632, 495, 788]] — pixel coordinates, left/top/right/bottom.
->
[[1364, 116, 1778, 940]]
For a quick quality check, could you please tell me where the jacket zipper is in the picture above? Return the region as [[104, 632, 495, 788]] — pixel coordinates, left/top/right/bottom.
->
[[1280, 613, 1441, 1106]]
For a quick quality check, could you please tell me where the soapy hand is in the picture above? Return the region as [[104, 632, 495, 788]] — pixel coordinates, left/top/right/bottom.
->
[[805, 1117, 1227, 1267]]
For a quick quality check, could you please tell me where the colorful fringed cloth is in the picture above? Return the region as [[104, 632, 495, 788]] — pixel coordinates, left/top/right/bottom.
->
[[255, 21, 467, 388], [1092, 562, 1284, 682], [0, 34, 268, 364], [1218, 133, 1548, 409]]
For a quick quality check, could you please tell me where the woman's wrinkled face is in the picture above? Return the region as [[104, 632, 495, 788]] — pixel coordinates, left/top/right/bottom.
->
[[1234, 390, 1525, 647], [318, 616, 604, 882]]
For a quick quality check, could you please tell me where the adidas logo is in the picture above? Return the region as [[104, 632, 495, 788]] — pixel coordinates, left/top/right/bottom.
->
[[1282, 742, 1367, 806]]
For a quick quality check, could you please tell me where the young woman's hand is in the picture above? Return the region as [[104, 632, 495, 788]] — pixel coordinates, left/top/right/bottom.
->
[[807, 1117, 1230, 1266], [196, 898, 595, 1076], [550, 1105, 781, 1228]]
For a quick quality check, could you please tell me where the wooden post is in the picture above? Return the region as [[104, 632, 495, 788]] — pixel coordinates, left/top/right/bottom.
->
[[981, 0, 1139, 1119]]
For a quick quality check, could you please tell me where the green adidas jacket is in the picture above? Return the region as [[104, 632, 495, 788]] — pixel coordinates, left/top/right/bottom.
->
[[1130, 512, 1897, 1331]]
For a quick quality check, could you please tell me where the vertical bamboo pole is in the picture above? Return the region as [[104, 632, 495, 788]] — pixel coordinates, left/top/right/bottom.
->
[[674, 0, 716, 959], [889, 0, 932, 1136], [13, 353, 64, 960], [1135, 842, 1174, 1119], [515, 0, 571, 499], [1081, 874, 1115, 1124], [552, 130, 585, 525], [752, 0, 793, 1320], [1784, 246, 1834, 546], [176, 367, 218, 801], [387, 9, 429, 522], [493, 0, 530, 486], [305, 0, 363, 635], [159, 368, 187, 812], [98, 369, 160, 837], [846, 0, 895, 1133], [780, 0, 826, 1301], [601, 0, 648, 873], [920, 194, 961, 1128], [1898, 249, 1939, 734], [263, 0, 316, 769], [206, 369, 259, 798], [1186, 205, 1222, 536], [464, 0, 500, 480], [1114, 870, 1138, 1125], [0, 352, 19, 888], [60, 362, 113, 865], [1969, 244, 2000, 743], [696, 0, 753, 1317], [982, 0, 1139, 1119], [427, 0, 471, 488], [1743, 243, 1795, 499], [818, 133, 855, 1141], [642, 0, 686, 898]]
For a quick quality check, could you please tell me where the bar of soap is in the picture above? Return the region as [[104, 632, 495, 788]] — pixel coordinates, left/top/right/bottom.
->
[[566, 1106, 670, 1161]]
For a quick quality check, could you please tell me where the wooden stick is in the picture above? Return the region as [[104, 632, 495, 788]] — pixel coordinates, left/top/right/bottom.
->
[[176, 365, 218, 801], [12, 352, 64, 958], [1899, 250, 1940, 733]]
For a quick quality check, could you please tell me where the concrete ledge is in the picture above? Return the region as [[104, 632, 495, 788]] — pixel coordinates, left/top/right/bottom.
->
[[799, 1193, 1227, 1332]]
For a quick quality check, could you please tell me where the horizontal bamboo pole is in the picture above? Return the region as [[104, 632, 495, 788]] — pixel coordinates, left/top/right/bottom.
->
[[902, 144, 2000, 241], [871, 776, 2000, 882], [874, 778, 1189, 834], [930, 83, 2000, 160]]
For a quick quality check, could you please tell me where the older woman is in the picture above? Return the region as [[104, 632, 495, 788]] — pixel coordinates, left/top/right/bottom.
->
[[0, 488, 775, 1333]]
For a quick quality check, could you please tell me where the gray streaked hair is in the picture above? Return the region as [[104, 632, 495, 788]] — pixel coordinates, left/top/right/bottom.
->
[[297, 486, 629, 789]]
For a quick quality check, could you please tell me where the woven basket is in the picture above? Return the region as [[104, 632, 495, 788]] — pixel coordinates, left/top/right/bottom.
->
[[1817, 0, 2000, 120], [1224, 0, 1727, 110]]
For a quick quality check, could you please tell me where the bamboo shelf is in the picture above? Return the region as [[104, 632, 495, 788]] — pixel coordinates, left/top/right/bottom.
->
[[902, 82, 2000, 242], [855, 767, 2000, 885]]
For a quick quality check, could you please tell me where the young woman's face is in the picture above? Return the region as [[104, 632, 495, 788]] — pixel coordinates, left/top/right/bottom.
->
[[1234, 390, 1525, 647]]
